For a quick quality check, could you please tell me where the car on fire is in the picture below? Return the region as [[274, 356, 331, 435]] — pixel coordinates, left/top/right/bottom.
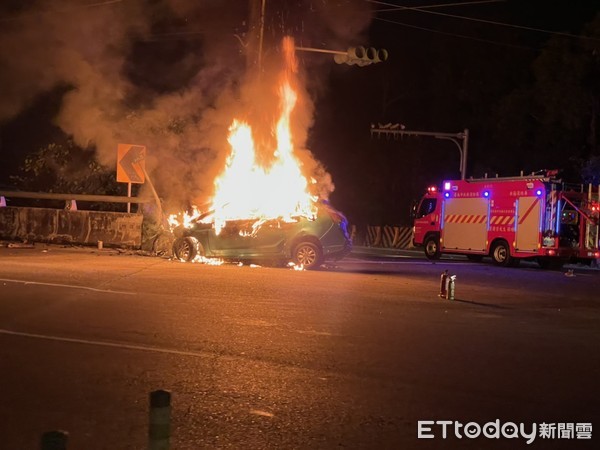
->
[[171, 201, 352, 269]]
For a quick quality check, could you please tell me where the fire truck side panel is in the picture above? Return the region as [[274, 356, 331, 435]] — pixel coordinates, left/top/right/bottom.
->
[[515, 196, 542, 252], [441, 197, 488, 252]]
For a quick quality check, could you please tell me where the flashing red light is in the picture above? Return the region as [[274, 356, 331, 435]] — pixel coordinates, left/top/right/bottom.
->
[[594, 251, 600, 258], [547, 249, 556, 256], [427, 186, 437, 193]]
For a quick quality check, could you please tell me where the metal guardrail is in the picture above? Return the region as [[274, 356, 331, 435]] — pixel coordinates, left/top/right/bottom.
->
[[0, 190, 154, 204]]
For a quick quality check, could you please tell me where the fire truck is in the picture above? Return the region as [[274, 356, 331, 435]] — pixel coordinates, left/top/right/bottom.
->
[[412, 173, 600, 268]]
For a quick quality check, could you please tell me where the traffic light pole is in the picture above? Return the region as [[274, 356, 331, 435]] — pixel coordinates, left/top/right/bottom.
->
[[370, 126, 469, 180], [295, 46, 348, 56]]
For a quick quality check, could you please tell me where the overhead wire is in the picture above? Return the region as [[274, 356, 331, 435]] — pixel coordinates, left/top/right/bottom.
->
[[375, 0, 505, 13], [374, 16, 543, 52], [367, 0, 600, 42]]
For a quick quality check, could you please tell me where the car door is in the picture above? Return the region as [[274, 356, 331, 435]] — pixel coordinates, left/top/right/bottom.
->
[[208, 219, 286, 258]]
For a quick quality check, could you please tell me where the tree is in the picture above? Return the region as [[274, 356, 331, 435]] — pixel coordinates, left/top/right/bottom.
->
[[10, 140, 122, 209]]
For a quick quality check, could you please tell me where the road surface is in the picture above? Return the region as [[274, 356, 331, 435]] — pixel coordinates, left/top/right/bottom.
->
[[0, 244, 598, 449]]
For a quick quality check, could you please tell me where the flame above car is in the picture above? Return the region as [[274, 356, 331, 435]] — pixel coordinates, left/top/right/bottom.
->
[[169, 36, 317, 234]]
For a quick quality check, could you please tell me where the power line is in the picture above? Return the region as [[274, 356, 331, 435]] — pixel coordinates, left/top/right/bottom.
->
[[374, 0, 505, 13], [368, 0, 600, 42], [374, 16, 542, 52]]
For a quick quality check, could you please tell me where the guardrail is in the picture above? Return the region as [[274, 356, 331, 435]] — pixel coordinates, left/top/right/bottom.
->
[[0, 190, 154, 208]]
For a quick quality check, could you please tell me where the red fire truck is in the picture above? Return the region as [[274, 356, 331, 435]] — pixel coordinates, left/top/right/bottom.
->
[[413, 173, 600, 268]]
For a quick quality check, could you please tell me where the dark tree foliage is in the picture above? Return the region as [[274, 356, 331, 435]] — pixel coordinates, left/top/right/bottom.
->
[[9, 140, 123, 210]]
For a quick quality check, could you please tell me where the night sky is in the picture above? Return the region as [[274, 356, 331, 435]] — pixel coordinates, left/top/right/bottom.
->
[[1, 0, 599, 226]]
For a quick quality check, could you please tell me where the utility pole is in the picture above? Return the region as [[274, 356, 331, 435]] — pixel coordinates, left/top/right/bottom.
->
[[246, 0, 266, 71], [370, 124, 469, 180]]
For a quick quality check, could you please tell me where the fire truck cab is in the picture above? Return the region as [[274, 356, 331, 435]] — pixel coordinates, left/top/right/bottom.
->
[[412, 174, 600, 268]]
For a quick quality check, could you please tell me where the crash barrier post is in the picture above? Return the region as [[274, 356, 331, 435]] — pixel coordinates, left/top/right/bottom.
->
[[40, 430, 68, 450], [149, 389, 171, 450]]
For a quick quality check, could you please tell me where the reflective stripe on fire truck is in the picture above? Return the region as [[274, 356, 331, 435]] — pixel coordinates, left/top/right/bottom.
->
[[444, 214, 487, 224], [490, 216, 515, 225], [518, 197, 540, 224]]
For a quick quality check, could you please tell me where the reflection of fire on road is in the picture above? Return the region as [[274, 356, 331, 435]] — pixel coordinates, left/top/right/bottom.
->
[[169, 36, 318, 236]]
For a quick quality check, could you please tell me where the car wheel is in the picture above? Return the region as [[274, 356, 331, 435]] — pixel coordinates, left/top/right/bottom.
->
[[293, 241, 323, 270], [424, 236, 441, 260], [491, 241, 513, 267], [173, 236, 200, 262]]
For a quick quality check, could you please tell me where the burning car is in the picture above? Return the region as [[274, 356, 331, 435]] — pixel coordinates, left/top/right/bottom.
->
[[171, 201, 351, 269], [170, 37, 348, 269]]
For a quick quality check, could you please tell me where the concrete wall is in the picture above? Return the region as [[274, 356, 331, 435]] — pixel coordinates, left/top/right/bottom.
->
[[0, 206, 143, 248]]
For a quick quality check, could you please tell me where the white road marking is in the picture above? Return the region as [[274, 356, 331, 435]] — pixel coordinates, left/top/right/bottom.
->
[[250, 410, 274, 418], [0, 328, 217, 359], [0, 278, 135, 295]]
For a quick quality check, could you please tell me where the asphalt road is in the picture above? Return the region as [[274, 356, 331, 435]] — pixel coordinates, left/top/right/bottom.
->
[[0, 244, 598, 449]]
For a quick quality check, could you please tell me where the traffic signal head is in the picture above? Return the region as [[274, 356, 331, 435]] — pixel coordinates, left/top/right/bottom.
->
[[334, 46, 389, 66]]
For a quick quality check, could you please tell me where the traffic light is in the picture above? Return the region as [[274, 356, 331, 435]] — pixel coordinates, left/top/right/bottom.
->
[[334, 46, 389, 66]]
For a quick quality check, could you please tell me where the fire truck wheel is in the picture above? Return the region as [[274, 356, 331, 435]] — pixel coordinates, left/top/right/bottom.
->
[[173, 236, 201, 262], [424, 236, 441, 260], [491, 241, 513, 267], [293, 240, 323, 270]]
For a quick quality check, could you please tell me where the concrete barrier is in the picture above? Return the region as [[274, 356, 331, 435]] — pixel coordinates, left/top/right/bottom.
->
[[0, 206, 143, 248]]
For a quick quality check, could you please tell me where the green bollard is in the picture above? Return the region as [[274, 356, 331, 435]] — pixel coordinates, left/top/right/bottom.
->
[[40, 430, 68, 450], [148, 390, 171, 450]]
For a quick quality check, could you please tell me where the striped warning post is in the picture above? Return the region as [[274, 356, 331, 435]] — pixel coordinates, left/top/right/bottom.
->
[[366, 226, 382, 247], [391, 227, 414, 248], [365, 226, 414, 249]]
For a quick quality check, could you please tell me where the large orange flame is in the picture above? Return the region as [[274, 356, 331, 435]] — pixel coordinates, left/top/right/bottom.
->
[[209, 37, 317, 234], [168, 37, 317, 236]]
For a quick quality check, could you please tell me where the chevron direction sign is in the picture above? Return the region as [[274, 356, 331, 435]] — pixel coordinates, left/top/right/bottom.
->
[[117, 144, 146, 184]]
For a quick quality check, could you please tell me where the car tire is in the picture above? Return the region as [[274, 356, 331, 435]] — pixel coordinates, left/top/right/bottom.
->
[[424, 236, 441, 260], [293, 240, 323, 270], [491, 241, 513, 267], [173, 236, 201, 262]]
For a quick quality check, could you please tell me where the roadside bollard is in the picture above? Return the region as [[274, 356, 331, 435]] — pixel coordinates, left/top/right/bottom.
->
[[447, 275, 457, 300], [439, 270, 449, 298], [97, 240, 103, 250], [40, 430, 68, 450], [149, 390, 171, 450]]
